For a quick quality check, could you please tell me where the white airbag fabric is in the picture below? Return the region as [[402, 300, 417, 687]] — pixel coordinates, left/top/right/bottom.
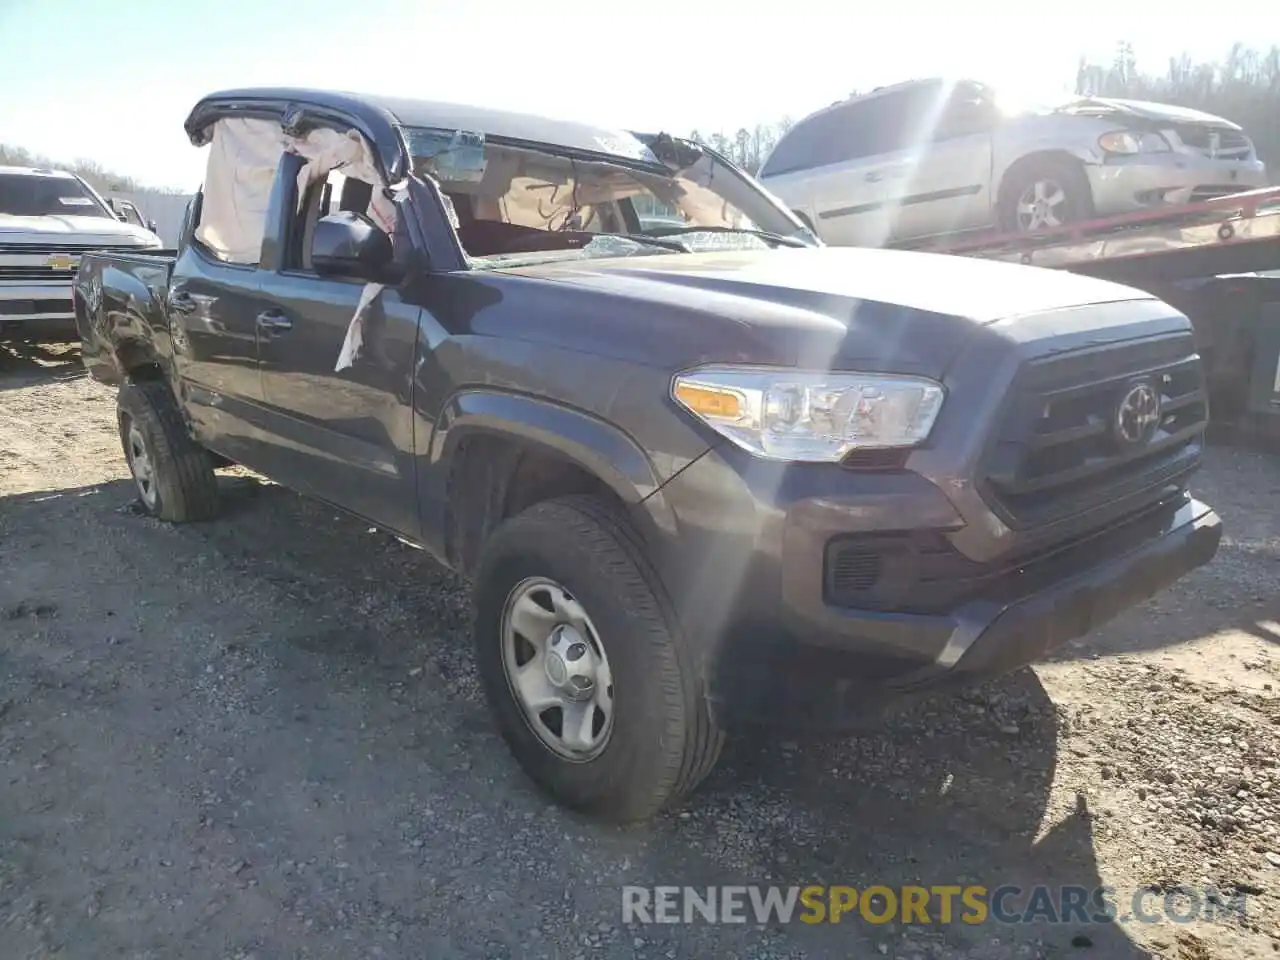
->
[[194, 118, 285, 264], [289, 127, 397, 235], [195, 117, 402, 371], [285, 126, 404, 371]]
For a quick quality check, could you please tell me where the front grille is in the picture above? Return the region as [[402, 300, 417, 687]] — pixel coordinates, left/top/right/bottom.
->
[[0, 266, 75, 281], [0, 242, 141, 255], [979, 333, 1207, 528], [1172, 125, 1252, 160], [0, 244, 144, 284]]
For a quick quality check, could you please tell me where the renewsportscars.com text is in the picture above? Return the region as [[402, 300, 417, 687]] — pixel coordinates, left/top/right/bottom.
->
[[621, 884, 1249, 926]]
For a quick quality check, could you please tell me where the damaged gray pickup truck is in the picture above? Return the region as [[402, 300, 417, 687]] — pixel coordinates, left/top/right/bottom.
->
[[75, 87, 1223, 822]]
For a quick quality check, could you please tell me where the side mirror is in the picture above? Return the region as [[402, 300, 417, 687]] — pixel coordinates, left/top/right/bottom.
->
[[311, 211, 394, 279], [147, 220, 158, 234]]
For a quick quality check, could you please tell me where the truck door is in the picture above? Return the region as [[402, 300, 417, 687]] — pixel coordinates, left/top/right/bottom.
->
[[167, 191, 272, 469], [251, 166, 423, 540]]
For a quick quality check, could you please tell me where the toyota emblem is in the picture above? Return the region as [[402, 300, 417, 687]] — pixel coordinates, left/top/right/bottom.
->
[[1115, 381, 1162, 446]]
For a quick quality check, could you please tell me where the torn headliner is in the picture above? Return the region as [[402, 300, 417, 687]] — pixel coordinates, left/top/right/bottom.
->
[[185, 87, 669, 184]]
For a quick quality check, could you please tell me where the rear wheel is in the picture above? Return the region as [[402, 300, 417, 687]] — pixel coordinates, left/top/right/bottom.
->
[[117, 380, 219, 522], [473, 495, 723, 822], [999, 157, 1094, 233]]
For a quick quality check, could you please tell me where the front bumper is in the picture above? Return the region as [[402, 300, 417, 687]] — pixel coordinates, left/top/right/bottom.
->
[[1087, 153, 1267, 212], [0, 281, 75, 323], [889, 495, 1220, 690], [650, 446, 1222, 730]]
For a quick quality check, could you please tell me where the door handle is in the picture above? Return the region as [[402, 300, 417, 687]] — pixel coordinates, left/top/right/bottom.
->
[[256, 310, 293, 334]]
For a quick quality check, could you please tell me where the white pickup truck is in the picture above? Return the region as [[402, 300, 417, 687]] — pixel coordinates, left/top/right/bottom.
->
[[1, 165, 162, 337]]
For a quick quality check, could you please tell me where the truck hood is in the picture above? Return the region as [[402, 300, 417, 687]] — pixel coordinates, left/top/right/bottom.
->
[[0, 214, 158, 247], [1057, 96, 1243, 130], [494, 246, 1156, 375]]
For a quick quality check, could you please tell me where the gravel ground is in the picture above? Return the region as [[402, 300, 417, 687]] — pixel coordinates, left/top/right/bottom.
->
[[2, 338, 1280, 960]]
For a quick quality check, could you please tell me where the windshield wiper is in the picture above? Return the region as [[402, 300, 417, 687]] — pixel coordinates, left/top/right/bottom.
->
[[639, 225, 809, 248]]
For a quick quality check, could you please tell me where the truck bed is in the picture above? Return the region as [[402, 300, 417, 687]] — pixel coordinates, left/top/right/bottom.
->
[[74, 249, 177, 387]]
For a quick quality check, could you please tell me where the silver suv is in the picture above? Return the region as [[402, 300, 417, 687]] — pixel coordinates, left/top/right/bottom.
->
[[758, 78, 1268, 246]]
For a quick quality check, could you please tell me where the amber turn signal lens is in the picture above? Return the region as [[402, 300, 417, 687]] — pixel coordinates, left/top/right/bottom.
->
[[674, 382, 743, 420]]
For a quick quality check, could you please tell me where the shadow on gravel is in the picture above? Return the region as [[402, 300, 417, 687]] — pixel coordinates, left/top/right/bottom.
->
[[680, 672, 1154, 958], [1044, 448, 1280, 664], [1, 477, 1156, 958], [0, 337, 85, 390], [1041, 566, 1280, 666]]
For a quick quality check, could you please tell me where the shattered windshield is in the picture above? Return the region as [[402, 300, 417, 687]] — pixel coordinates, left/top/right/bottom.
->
[[0, 173, 114, 219], [404, 126, 816, 267]]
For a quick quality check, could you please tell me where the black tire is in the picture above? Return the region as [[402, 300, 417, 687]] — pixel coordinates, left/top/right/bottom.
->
[[473, 495, 723, 822], [117, 379, 220, 522], [998, 156, 1094, 233]]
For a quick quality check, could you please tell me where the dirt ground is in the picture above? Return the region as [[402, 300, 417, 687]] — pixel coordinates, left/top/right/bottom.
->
[[2, 338, 1280, 960]]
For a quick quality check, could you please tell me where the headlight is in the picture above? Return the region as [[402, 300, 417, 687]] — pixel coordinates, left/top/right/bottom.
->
[[672, 365, 945, 462], [1098, 130, 1171, 155]]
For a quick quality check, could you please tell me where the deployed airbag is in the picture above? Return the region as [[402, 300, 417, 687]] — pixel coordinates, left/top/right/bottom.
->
[[194, 118, 284, 264], [194, 116, 405, 371]]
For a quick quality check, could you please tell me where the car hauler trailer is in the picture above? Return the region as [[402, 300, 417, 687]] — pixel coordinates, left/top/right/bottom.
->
[[908, 186, 1280, 444]]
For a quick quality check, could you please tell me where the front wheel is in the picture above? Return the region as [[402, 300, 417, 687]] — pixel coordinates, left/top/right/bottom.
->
[[117, 380, 220, 522], [473, 495, 723, 822], [998, 157, 1094, 233]]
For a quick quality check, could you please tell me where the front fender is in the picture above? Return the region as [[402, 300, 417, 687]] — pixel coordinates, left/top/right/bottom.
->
[[993, 119, 1110, 185], [432, 388, 665, 503], [418, 388, 684, 566]]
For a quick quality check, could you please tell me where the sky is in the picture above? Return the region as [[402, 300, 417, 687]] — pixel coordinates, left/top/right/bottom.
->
[[1, 0, 1277, 191]]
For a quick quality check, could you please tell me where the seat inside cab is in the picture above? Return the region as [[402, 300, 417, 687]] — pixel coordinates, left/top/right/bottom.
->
[[418, 141, 670, 258]]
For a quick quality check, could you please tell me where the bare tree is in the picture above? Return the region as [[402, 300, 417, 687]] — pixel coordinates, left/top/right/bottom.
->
[[0, 144, 146, 192], [687, 121, 794, 174]]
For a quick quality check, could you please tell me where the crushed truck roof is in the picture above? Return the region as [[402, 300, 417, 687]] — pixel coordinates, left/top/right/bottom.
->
[[184, 87, 662, 177]]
